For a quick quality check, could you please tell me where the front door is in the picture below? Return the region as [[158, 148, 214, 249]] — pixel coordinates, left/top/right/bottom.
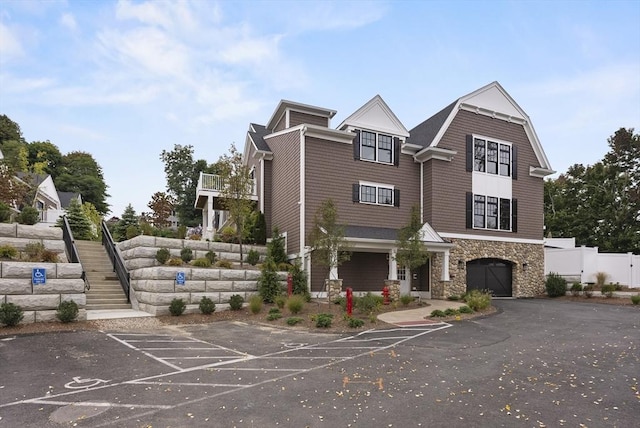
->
[[411, 260, 431, 299]]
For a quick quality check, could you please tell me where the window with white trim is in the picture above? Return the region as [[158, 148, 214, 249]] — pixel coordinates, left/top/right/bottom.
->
[[397, 266, 406, 281], [353, 182, 399, 207], [474, 137, 513, 177], [471, 193, 514, 231], [360, 130, 394, 164]]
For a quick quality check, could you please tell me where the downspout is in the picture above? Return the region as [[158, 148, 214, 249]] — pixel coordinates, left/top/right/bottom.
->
[[420, 161, 424, 223], [300, 127, 306, 263], [259, 154, 265, 213]]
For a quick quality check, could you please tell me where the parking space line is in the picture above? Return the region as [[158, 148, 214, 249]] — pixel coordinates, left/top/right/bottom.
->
[[105, 333, 184, 371], [27, 399, 173, 410]]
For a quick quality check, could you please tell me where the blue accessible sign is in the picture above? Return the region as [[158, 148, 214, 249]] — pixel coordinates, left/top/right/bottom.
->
[[32, 268, 47, 285], [176, 271, 186, 286]]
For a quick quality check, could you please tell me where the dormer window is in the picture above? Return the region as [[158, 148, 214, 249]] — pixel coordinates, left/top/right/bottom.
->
[[353, 130, 400, 166], [469, 135, 516, 178]]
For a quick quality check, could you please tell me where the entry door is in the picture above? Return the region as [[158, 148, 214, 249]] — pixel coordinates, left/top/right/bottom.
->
[[411, 261, 431, 299]]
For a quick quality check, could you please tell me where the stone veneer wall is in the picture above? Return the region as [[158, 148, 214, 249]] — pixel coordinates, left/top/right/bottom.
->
[[118, 236, 286, 316], [431, 238, 545, 298], [0, 223, 86, 324]]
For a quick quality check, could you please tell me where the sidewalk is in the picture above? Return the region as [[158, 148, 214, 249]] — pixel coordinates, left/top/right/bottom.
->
[[377, 299, 467, 326]]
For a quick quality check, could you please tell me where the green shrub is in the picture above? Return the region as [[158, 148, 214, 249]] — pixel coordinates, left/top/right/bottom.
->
[[56, 300, 79, 323], [267, 227, 287, 264], [0, 202, 11, 223], [180, 248, 193, 263], [249, 295, 263, 314], [156, 248, 170, 264], [268, 307, 281, 314], [17, 206, 39, 225], [430, 309, 446, 317], [216, 259, 233, 269], [167, 257, 183, 266], [458, 305, 474, 314], [24, 242, 45, 261], [286, 317, 304, 326], [333, 295, 346, 308], [613, 282, 623, 291], [315, 313, 333, 328], [125, 224, 139, 240], [229, 294, 244, 310], [631, 295, 640, 305], [0, 303, 24, 327], [199, 297, 216, 314], [277, 262, 292, 272], [246, 249, 260, 266], [595, 272, 608, 288], [191, 257, 212, 267], [0, 245, 18, 259], [570, 282, 583, 297], [289, 261, 311, 301], [169, 298, 186, 316], [601, 283, 615, 298], [219, 226, 236, 243], [545, 272, 567, 298], [347, 317, 365, 328], [583, 284, 594, 298], [259, 258, 283, 304], [286, 295, 305, 314], [443, 308, 459, 316], [464, 290, 492, 311], [399, 294, 414, 306], [267, 311, 282, 321], [447, 295, 460, 301], [41, 249, 58, 263], [356, 292, 383, 313], [177, 225, 187, 239], [205, 250, 217, 264]]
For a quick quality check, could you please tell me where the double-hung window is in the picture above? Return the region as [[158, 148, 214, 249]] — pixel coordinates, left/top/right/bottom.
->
[[471, 137, 514, 178], [353, 182, 399, 207], [468, 193, 516, 232], [357, 130, 396, 165]]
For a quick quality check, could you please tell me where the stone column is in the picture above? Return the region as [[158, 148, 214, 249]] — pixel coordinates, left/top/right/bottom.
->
[[384, 279, 401, 302], [325, 279, 343, 302]]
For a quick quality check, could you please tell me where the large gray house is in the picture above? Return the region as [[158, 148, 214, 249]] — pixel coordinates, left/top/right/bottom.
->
[[196, 82, 554, 298]]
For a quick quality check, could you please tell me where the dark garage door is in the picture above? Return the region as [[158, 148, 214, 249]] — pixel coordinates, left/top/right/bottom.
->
[[466, 258, 512, 297]]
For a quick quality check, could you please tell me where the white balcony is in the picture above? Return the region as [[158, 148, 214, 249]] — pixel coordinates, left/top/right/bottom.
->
[[195, 172, 258, 210]]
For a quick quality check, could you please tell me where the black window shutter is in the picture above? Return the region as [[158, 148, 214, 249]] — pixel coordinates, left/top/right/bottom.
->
[[466, 135, 473, 172], [512, 145, 518, 180], [394, 189, 400, 207], [394, 137, 400, 167], [512, 199, 518, 232], [465, 192, 473, 228], [353, 130, 361, 160], [352, 184, 360, 203]]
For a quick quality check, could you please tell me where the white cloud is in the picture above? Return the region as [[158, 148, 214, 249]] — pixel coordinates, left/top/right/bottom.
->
[[0, 22, 24, 59], [59, 12, 77, 31]]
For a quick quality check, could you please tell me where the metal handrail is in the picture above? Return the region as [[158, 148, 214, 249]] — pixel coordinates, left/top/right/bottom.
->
[[61, 215, 89, 290], [101, 220, 130, 302]]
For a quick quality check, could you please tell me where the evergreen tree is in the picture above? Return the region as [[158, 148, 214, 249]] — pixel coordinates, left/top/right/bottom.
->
[[113, 204, 139, 241], [58, 199, 93, 240], [267, 227, 288, 265]]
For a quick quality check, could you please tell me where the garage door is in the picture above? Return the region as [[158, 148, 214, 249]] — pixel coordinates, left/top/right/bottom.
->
[[466, 258, 512, 297]]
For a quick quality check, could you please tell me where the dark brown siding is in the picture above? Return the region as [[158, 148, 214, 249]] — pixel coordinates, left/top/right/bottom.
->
[[267, 130, 301, 253], [304, 137, 421, 239], [263, 160, 273, 237], [340, 252, 388, 291], [290, 110, 329, 128], [273, 113, 286, 132], [425, 110, 544, 240]]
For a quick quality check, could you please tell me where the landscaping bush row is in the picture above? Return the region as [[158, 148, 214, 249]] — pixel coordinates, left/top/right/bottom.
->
[[0, 301, 80, 327]]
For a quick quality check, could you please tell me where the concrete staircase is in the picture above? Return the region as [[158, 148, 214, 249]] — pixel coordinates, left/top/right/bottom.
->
[[75, 240, 131, 310]]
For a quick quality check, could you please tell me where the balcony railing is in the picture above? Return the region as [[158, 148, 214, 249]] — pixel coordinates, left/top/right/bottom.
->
[[197, 172, 256, 196]]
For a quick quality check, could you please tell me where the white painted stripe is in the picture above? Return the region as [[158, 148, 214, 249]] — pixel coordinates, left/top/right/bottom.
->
[[27, 399, 172, 410], [132, 381, 251, 388], [106, 333, 184, 372]]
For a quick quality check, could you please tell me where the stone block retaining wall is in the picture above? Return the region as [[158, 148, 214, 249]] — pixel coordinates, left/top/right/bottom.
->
[[118, 236, 284, 316], [0, 223, 68, 262]]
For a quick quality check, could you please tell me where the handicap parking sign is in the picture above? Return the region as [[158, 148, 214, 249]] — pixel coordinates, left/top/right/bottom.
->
[[32, 268, 47, 285], [176, 271, 186, 286]]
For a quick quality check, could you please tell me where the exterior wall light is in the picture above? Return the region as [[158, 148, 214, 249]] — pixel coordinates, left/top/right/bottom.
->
[[522, 262, 528, 272]]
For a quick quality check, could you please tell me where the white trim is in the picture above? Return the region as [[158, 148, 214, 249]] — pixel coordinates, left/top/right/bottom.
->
[[529, 166, 555, 178], [337, 94, 410, 137], [420, 162, 424, 223], [413, 146, 457, 162], [357, 181, 394, 206], [264, 124, 353, 145], [472, 134, 514, 178], [300, 127, 306, 260], [439, 232, 544, 245], [259, 156, 265, 213], [358, 129, 395, 165]]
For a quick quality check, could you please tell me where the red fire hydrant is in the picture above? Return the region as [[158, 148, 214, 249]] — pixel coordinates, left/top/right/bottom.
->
[[346, 287, 353, 317], [382, 286, 390, 305], [287, 273, 293, 296]]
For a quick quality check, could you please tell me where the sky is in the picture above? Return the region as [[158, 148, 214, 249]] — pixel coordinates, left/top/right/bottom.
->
[[1, 0, 639, 218]]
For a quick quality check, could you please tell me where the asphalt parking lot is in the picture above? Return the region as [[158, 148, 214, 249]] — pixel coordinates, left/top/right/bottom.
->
[[1, 299, 638, 427]]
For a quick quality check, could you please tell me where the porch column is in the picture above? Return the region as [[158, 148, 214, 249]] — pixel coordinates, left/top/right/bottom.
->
[[205, 196, 214, 240], [329, 249, 338, 280], [388, 248, 397, 280], [442, 249, 450, 281]]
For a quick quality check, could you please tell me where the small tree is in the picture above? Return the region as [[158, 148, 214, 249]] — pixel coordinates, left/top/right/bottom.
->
[[395, 205, 430, 274], [113, 204, 139, 241], [147, 191, 175, 228], [258, 257, 283, 303], [58, 198, 93, 240], [307, 199, 351, 285], [267, 227, 287, 265], [218, 144, 254, 266]]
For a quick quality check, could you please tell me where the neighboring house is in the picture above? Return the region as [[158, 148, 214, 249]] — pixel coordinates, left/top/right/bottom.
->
[[196, 82, 554, 298], [15, 172, 82, 225]]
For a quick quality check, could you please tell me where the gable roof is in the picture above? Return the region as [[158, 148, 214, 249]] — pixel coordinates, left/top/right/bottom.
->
[[57, 191, 81, 209], [266, 100, 336, 131], [410, 81, 554, 173], [338, 95, 410, 138], [248, 123, 270, 152]]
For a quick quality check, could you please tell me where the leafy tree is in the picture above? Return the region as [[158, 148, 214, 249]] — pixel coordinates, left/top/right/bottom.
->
[[251, 210, 267, 245], [113, 204, 139, 241], [395, 204, 430, 271], [0, 114, 23, 147], [544, 128, 639, 253], [0, 140, 28, 172], [307, 199, 351, 280], [0, 167, 29, 208], [147, 191, 175, 228], [81, 202, 102, 240], [56, 152, 109, 214], [26, 141, 63, 176], [160, 144, 213, 227], [217, 143, 255, 266], [58, 198, 93, 240]]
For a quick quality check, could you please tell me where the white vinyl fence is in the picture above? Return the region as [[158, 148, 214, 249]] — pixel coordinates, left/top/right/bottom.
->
[[545, 246, 640, 288]]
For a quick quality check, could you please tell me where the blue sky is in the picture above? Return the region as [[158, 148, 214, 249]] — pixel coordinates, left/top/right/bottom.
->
[[1, 0, 639, 218]]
